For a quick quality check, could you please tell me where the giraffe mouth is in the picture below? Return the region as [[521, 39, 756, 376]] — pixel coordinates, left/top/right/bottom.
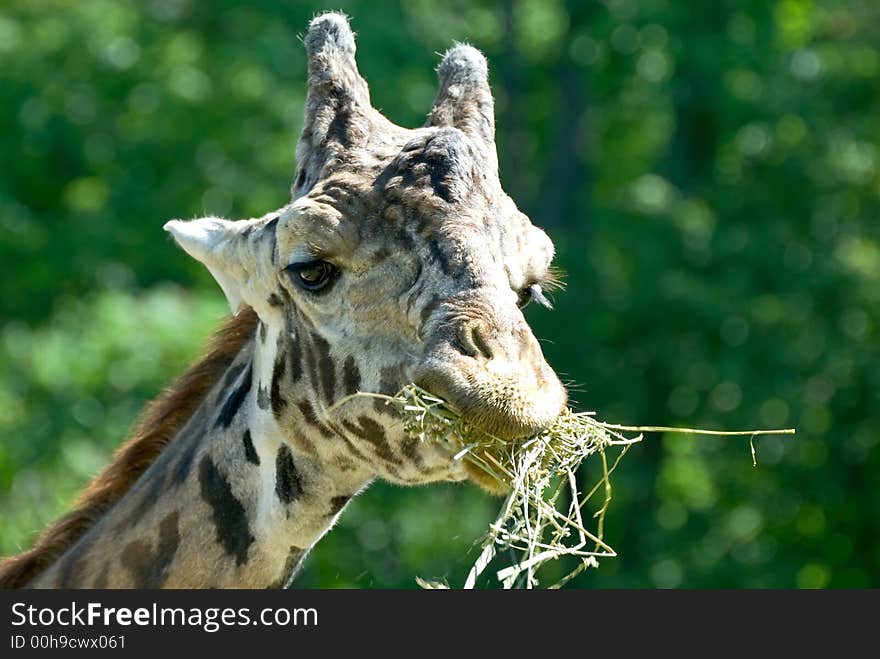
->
[[413, 360, 567, 444]]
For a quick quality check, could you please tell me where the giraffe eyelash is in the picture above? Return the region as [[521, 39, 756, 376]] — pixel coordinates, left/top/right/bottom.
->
[[528, 284, 554, 310], [539, 265, 566, 293], [519, 267, 565, 311], [518, 281, 556, 310]]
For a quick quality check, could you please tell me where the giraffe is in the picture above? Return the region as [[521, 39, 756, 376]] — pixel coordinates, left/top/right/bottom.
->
[[0, 13, 567, 589]]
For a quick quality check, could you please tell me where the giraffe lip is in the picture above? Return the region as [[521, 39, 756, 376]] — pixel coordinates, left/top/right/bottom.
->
[[464, 412, 553, 442], [413, 369, 563, 442]]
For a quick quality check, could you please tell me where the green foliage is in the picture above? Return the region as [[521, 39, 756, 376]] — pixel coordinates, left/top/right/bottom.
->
[[1, 0, 878, 588]]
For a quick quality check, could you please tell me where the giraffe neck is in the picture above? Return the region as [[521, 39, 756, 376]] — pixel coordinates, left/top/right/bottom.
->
[[29, 323, 373, 588]]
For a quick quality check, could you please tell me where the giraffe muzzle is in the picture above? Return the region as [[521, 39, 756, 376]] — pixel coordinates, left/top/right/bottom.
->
[[415, 316, 568, 442]]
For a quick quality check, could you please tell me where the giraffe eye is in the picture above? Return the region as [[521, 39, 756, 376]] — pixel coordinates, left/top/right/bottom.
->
[[286, 260, 338, 292]]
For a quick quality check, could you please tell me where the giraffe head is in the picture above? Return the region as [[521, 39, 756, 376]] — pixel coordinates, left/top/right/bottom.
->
[[165, 14, 566, 493]]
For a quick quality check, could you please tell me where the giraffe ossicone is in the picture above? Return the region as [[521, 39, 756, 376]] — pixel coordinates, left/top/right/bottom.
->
[[0, 12, 567, 589]]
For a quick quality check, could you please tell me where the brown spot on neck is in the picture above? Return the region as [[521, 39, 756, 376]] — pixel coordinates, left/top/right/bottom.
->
[[199, 455, 255, 567], [327, 494, 352, 516], [270, 341, 289, 418], [342, 355, 361, 396], [275, 445, 305, 504], [267, 546, 307, 589], [342, 416, 402, 466], [294, 399, 335, 439], [120, 511, 181, 588]]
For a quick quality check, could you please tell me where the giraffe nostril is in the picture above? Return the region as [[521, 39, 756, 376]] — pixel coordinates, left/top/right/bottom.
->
[[453, 324, 477, 358], [470, 325, 494, 360], [453, 322, 495, 360]]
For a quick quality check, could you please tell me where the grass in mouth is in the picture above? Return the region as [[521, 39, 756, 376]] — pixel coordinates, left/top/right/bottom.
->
[[332, 384, 796, 589]]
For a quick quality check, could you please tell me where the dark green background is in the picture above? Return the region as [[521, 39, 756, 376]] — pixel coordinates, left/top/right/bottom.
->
[[1, 0, 877, 588]]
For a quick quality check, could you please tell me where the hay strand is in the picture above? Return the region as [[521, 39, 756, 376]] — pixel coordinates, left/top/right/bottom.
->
[[332, 384, 795, 589]]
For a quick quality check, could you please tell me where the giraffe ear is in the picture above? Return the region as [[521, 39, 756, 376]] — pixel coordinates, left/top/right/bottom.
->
[[164, 217, 268, 314]]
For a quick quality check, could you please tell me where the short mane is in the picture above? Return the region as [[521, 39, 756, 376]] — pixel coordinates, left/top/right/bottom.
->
[[0, 307, 258, 588]]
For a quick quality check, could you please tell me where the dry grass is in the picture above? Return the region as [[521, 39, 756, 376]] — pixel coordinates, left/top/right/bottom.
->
[[333, 384, 795, 589]]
